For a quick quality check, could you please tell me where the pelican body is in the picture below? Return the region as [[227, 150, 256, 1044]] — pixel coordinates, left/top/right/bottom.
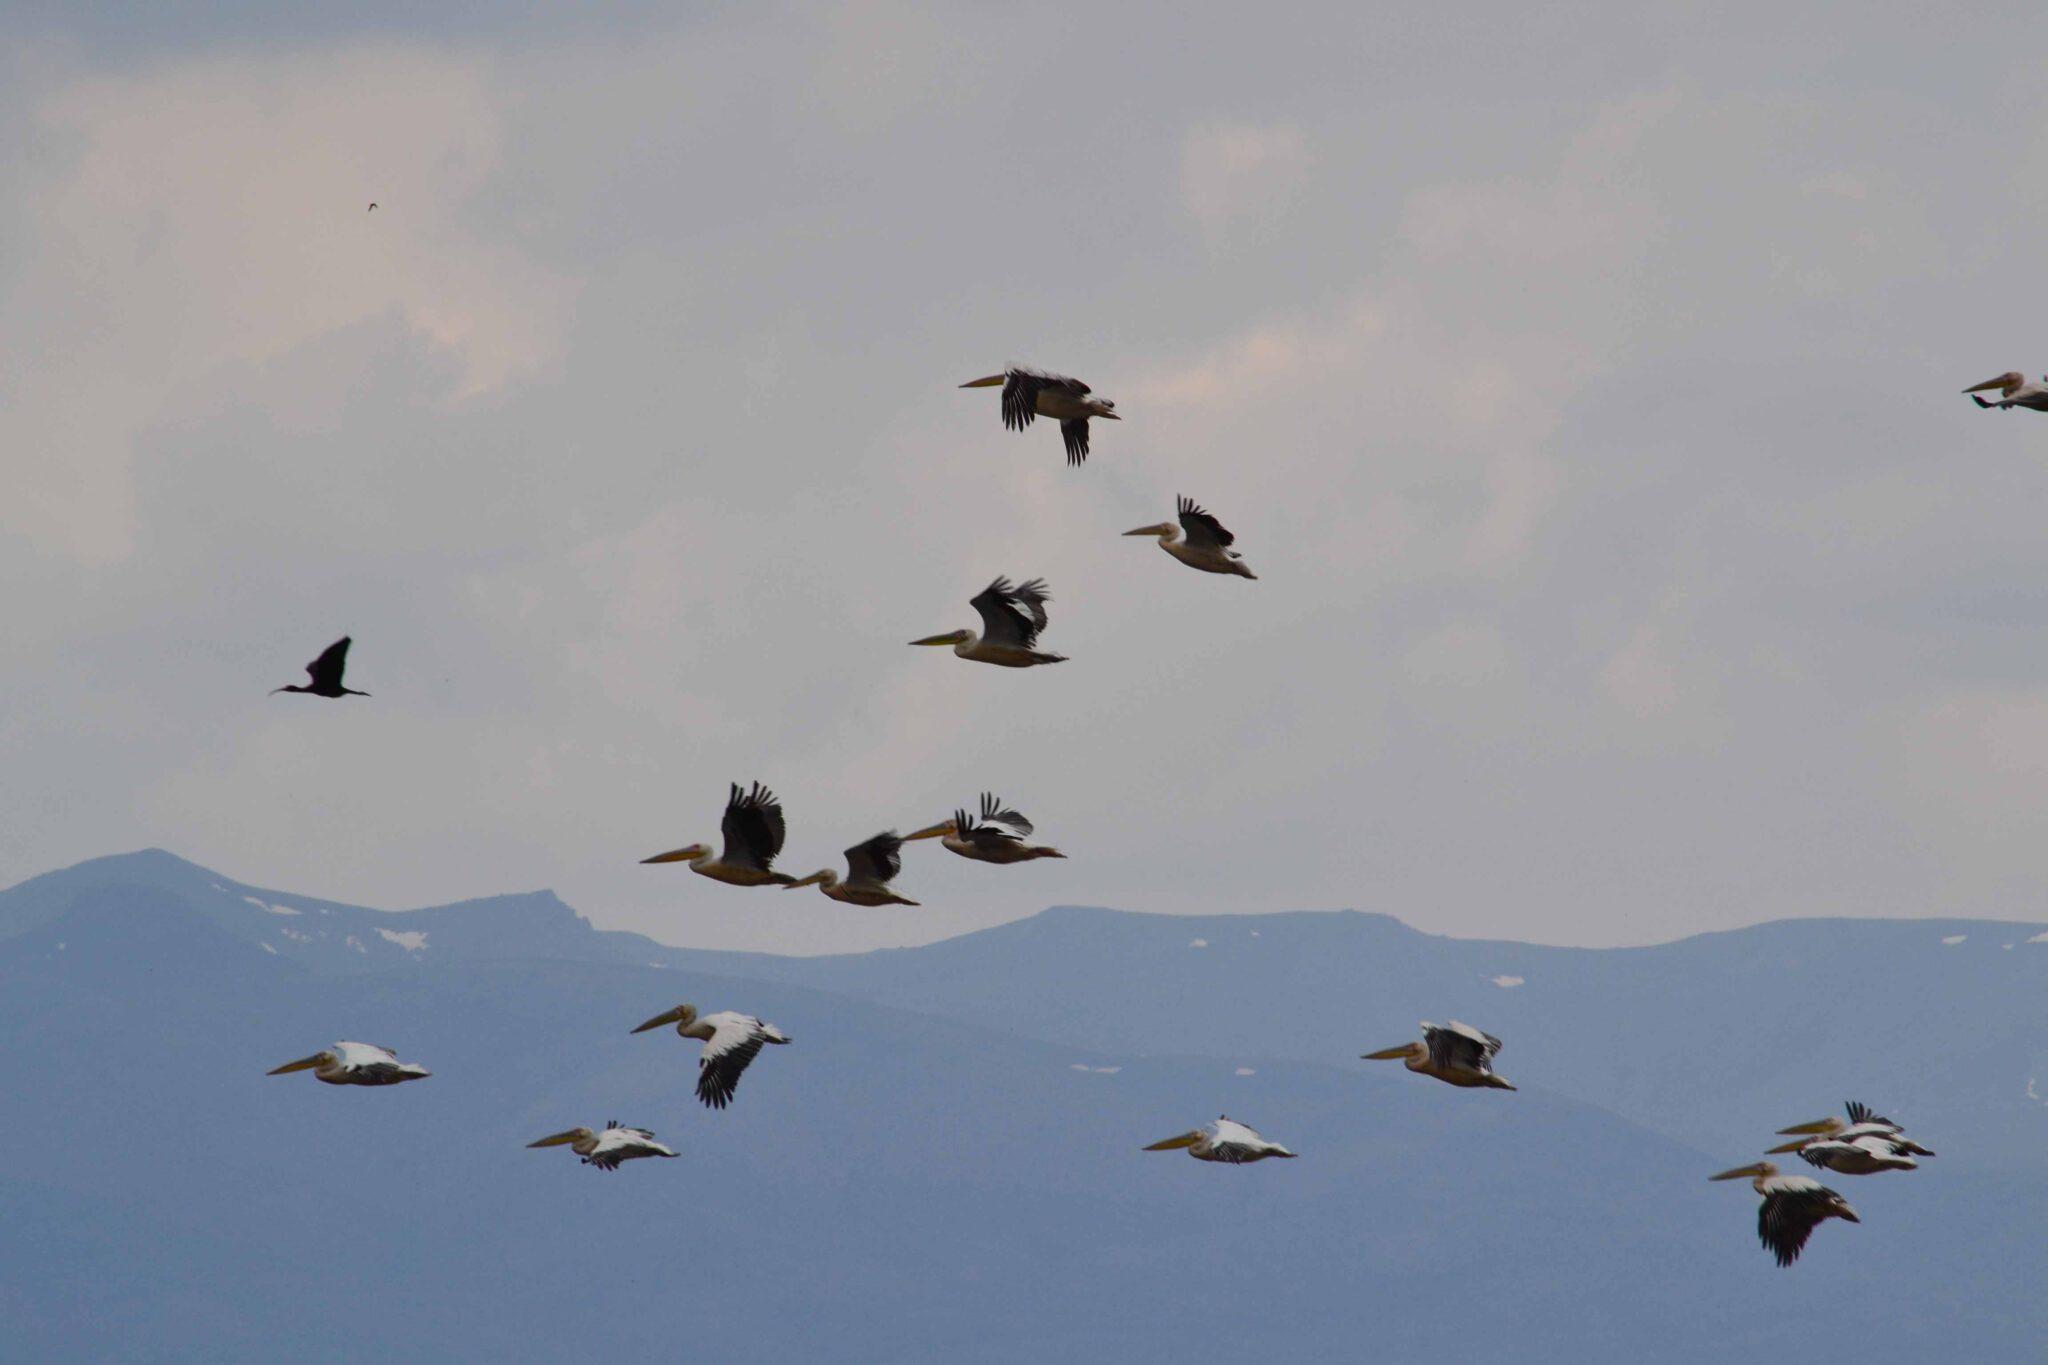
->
[[271, 636, 369, 698], [528, 1122, 679, 1171], [1775, 1101, 1934, 1158], [1710, 1161, 1859, 1267], [1124, 497, 1257, 579], [267, 1041, 429, 1086], [961, 367, 1119, 465], [642, 781, 801, 886], [1144, 1116, 1296, 1164], [908, 792, 1064, 864], [911, 577, 1067, 667], [789, 831, 920, 906], [632, 1003, 791, 1110], [1362, 1020, 1515, 1090], [1963, 371, 2048, 411]]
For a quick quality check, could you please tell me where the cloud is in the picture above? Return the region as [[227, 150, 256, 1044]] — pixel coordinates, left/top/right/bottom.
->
[[1180, 122, 1312, 229]]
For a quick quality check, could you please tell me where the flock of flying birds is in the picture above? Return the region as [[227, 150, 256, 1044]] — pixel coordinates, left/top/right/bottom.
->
[[257, 362, 2011, 1264]]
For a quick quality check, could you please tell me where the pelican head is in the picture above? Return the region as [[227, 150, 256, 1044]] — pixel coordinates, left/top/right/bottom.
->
[[632, 1003, 700, 1036], [1776, 1117, 1845, 1138], [1091, 397, 1121, 420], [1122, 522, 1177, 540], [909, 630, 973, 648], [1709, 1161, 1778, 1182], [640, 843, 710, 865], [905, 820, 956, 841], [528, 1127, 596, 1149], [1964, 371, 2025, 396], [1143, 1130, 1202, 1152], [267, 1051, 335, 1076], [1361, 1042, 1424, 1063], [785, 869, 837, 890]]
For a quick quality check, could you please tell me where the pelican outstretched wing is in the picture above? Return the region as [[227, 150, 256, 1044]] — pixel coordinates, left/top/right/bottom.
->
[[1060, 419, 1092, 466], [844, 832, 904, 887], [1207, 1117, 1281, 1164], [1001, 368, 1090, 431], [695, 1012, 789, 1110], [1177, 497, 1235, 550], [720, 782, 787, 872], [1424, 1021, 1504, 1075], [1758, 1178, 1848, 1267], [969, 577, 1052, 650], [978, 792, 1034, 838]]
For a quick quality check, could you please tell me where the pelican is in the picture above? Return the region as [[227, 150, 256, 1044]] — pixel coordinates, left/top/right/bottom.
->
[[631, 1003, 790, 1110], [1143, 1115, 1296, 1164], [267, 1041, 429, 1086], [1362, 1021, 1515, 1090], [1767, 1132, 1919, 1175], [527, 1121, 678, 1171], [787, 832, 920, 906], [271, 636, 369, 698], [960, 366, 1119, 466], [907, 792, 1065, 864], [640, 782, 801, 886], [1963, 372, 2048, 410], [1774, 1101, 1935, 1157], [910, 577, 1068, 667], [1709, 1162, 1860, 1267], [1123, 497, 1257, 579]]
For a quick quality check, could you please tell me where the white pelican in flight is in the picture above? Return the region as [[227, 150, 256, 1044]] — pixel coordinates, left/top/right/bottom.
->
[[960, 366, 1119, 465], [1362, 1021, 1515, 1090], [788, 831, 920, 906], [907, 792, 1065, 864], [910, 577, 1068, 667], [528, 1121, 679, 1171], [267, 1041, 430, 1087], [1709, 1161, 1860, 1267], [1963, 371, 2048, 411], [1766, 1132, 1919, 1176], [632, 1003, 790, 1110], [640, 782, 801, 886], [1144, 1116, 1296, 1164], [1124, 497, 1257, 579], [1773, 1100, 1934, 1158]]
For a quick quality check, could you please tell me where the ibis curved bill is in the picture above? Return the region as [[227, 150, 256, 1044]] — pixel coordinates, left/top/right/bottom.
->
[[1144, 1115, 1296, 1164], [641, 782, 802, 887], [1709, 1161, 1859, 1267], [906, 792, 1064, 864], [961, 366, 1118, 466], [632, 1003, 790, 1110], [1124, 496, 1257, 579], [528, 1122, 678, 1171], [1362, 1021, 1515, 1090], [267, 1041, 429, 1086]]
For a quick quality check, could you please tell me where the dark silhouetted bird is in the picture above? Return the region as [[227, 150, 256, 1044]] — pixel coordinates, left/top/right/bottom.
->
[[272, 637, 370, 698]]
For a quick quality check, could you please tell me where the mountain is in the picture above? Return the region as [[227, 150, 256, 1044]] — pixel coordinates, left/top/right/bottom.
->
[[1, 851, 2042, 1363]]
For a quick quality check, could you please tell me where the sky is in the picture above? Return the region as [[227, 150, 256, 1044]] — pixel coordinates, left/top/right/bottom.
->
[[7, 2, 2048, 953]]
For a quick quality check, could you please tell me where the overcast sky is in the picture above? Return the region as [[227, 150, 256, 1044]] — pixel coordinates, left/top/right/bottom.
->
[[9, 3, 2048, 952]]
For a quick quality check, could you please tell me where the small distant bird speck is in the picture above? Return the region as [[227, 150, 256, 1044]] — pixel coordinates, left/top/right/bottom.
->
[[367, 202, 378, 212]]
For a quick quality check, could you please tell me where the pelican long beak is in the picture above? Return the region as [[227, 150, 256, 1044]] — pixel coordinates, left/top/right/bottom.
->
[[1123, 523, 1174, 537], [1144, 1132, 1201, 1151], [1964, 374, 2016, 394], [785, 871, 830, 890], [1764, 1139, 1809, 1154], [1361, 1045, 1413, 1061], [909, 633, 961, 647], [640, 845, 703, 865], [267, 1054, 324, 1075], [1100, 411, 1121, 420], [527, 1130, 582, 1148], [1775, 1119, 1837, 1136], [1837, 1206, 1861, 1223], [960, 374, 1006, 388], [1709, 1164, 1768, 1181], [905, 822, 955, 841], [632, 1004, 692, 1034]]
